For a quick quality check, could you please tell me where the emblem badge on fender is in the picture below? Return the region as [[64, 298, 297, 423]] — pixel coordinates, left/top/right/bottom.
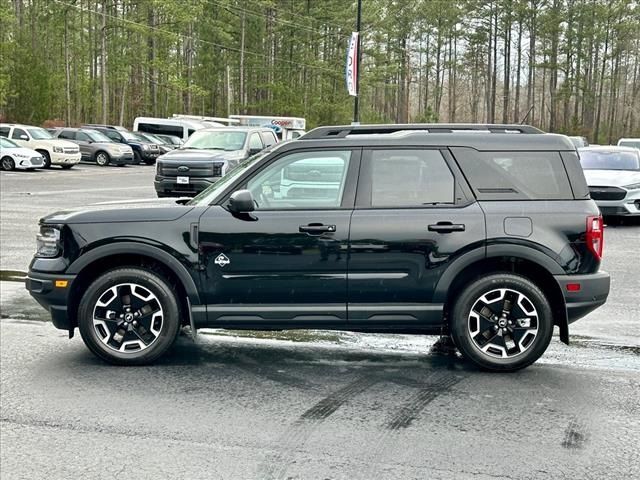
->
[[214, 253, 230, 267]]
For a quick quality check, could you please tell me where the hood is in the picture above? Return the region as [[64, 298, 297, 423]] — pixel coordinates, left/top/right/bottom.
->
[[159, 148, 244, 163], [0, 146, 41, 157], [583, 169, 640, 188], [40, 198, 195, 224]]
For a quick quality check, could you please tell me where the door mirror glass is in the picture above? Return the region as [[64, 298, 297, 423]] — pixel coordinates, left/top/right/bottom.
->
[[20, 135, 28, 140], [228, 189, 255, 213]]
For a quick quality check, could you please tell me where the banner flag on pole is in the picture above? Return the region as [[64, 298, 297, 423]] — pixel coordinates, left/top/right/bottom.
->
[[346, 32, 359, 97]]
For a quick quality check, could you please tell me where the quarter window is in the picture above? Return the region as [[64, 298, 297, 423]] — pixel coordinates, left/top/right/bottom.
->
[[369, 150, 455, 207], [0, 127, 10, 137], [247, 151, 351, 210]]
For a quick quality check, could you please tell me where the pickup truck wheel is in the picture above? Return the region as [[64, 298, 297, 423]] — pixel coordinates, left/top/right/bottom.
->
[[38, 150, 51, 168], [78, 268, 181, 365], [451, 273, 553, 372]]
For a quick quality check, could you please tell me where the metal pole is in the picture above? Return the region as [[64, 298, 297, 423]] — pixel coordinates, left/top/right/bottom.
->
[[353, 0, 362, 124]]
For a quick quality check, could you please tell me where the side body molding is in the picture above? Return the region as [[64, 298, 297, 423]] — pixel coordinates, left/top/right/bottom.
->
[[67, 242, 202, 306]]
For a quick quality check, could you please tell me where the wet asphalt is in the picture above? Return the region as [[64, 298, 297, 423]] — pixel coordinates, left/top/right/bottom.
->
[[1, 164, 640, 479]]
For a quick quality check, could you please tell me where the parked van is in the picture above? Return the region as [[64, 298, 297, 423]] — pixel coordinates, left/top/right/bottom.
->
[[133, 117, 208, 141], [229, 115, 306, 140]]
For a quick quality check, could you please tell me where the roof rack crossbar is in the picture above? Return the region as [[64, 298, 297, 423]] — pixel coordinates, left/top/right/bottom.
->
[[301, 124, 543, 139]]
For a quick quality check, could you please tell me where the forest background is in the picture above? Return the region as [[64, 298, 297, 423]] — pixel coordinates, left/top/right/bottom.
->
[[1, 0, 639, 143]]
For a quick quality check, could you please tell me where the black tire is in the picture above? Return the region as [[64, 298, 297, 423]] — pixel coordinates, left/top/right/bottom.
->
[[95, 151, 110, 166], [78, 267, 181, 365], [144, 158, 156, 165], [133, 151, 142, 165], [450, 273, 553, 372], [1, 156, 15, 171], [38, 150, 51, 168]]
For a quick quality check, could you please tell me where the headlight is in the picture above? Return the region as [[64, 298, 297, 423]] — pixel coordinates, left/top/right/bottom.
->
[[142, 144, 150, 150], [36, 226, 62, 258], [623, 182, 640, 190], [156, 162, 163, 175], [53, 146, 63, 153]]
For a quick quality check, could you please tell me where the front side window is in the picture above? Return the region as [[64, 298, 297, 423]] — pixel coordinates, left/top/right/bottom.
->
[[104, 130, 121, 142], [11, 128, 28, 140], [0, 127, 10, 137], [247, 150, 352, 210], [369, 150, 455, 207], [249, 133, 263, 150]]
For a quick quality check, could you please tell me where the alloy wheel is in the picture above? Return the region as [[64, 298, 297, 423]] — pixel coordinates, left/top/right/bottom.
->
[[96, 152, 109, 166], [92, 283, 164, 353], [467, 288, 539, 359]]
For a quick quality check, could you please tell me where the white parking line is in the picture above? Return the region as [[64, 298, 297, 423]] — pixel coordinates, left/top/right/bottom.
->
[[26, 186, 145, 196]]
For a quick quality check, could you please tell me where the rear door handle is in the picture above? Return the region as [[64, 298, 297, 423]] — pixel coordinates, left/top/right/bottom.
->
[[299, 224, 336, 234], [428, 222, 466, 233]]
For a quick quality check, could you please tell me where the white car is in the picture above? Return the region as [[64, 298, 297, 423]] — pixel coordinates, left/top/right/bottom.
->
[[578, 146, 640, 217], [0, 137, 45, 170], [0, 123, 81, 169]]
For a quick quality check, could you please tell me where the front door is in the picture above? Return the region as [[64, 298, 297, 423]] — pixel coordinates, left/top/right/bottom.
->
[[198, 148, 360, 327], [348, 148, 485, 328]]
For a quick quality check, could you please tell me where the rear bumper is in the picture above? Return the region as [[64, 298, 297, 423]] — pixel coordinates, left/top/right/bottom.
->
[[25, 272, 76, 330], [554, 271, 610, 324]]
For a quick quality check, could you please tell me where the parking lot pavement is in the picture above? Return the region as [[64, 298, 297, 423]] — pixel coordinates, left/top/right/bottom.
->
[[0, 164, 156, 271], [1, 164, 640, 479]]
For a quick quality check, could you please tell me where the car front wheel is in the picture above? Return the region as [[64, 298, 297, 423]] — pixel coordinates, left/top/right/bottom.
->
[[78, 268, 181, 365], [1, 156, 15, 171], [95, 151, 110, 166], [451, 273, 554, 372]]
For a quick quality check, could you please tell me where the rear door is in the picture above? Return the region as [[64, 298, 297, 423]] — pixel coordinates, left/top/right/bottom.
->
[[348, 148, 485, 328]]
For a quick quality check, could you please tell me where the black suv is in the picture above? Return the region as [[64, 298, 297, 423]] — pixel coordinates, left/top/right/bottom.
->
[[26, 124, 610, 371], [154, 127, 278, 197], [83, 125, 162, 165]]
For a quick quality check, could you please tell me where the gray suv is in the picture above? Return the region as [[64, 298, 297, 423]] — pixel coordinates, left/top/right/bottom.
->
[[154, 127, 278, 197], [52, 128, 134, 166]]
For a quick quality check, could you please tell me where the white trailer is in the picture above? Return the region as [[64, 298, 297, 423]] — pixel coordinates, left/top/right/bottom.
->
[[229, 115, 306, 140]]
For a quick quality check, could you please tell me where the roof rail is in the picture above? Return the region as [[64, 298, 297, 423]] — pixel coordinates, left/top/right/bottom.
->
[[300, 123, 544, 139]]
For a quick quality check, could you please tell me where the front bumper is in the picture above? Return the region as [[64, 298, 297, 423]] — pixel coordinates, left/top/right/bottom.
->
[[154, 175, 220, 197], [554, 271, 610, 324], [110, 152, 134, 165], [595, 191, 640, 216], [25, 272, 77, 330], [14, 156, 44, 169], [51, 152, 81, 165]]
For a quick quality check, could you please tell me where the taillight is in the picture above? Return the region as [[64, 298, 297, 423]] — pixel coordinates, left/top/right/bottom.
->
[[586, 215, 604, 260]]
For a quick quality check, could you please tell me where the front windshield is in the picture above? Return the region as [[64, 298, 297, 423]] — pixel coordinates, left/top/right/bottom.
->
[[0, 137, 19, 148], [183, 130, 247, 151], [579, 150, 640, 171], [187, 148, 273, 206], [141, 133, 164, 144], [27, 128, 53, 140], [83, 130, 112, 142]]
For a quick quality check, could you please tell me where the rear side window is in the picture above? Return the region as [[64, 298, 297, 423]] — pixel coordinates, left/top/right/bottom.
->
[[368, 149, 455, 207], [0, 127, 9, 137], [451, 148, 573, 200], [58, 129, 76, 140]]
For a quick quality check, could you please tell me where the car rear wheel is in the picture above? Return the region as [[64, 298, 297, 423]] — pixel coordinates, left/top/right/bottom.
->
[[95, 151, 110, 166], [1, 156, 15, 171], [78, 268, 181, 365], [451, 273, 553, 372]]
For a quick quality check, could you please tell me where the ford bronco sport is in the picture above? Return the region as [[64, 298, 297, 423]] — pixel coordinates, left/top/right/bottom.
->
[[26, 124, 610, 371]]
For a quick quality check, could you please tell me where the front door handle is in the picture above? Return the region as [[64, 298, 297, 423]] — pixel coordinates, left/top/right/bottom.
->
[[299, 224, 336, 235], [428, 222, 466, 233]]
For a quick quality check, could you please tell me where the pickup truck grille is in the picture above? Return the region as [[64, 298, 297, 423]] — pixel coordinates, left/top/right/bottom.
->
[[589, 186, 626, 201], [63, 147, 79, 154], [160, 162, 224, 178]]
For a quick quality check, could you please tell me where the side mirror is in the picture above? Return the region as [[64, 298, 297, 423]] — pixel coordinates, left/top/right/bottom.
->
[[19, 135, 28, 140], [249, 147, 262, 156], [228, 189, 255, 213]]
